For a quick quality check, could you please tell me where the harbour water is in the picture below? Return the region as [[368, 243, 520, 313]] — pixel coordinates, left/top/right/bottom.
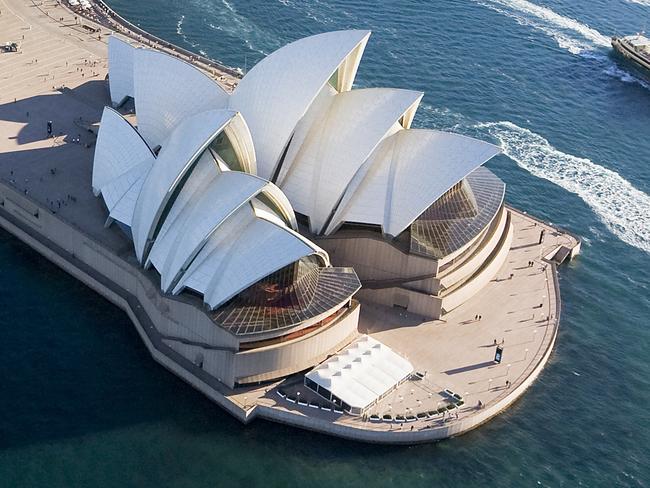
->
[[1, 0, 649, 486]]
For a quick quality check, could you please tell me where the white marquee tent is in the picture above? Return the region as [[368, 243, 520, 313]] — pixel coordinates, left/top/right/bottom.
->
[[304, 335, 413, 415]]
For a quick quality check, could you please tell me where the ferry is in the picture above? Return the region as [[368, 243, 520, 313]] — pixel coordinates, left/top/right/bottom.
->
[[612, 34, 650, 73]]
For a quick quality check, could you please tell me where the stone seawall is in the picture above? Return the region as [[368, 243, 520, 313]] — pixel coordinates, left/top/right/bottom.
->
[[0, 180, 250, 420], [0, 176, 564, 443]]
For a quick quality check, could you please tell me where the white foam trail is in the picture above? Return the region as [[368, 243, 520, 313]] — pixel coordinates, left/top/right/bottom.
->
[[417, 104, 470, 131], [175, 15, 185, 36], [475, 0, 609, 54], [276, 0, 336, 25], [626, 0, 650, 5], [603, 64, 650, 89], [578, 51, 650, 90], [477, 121, 650, 254], [475, 0, 650, 90], [175, 14, 201, 50], [196, 0, 281, 56]]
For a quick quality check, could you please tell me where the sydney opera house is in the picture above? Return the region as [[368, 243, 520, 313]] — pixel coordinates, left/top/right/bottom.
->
[[93, 30, 511, 400]]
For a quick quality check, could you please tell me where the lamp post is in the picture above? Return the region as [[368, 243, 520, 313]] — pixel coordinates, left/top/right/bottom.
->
[[296, 391, 301, 404], [488, 378, 493, 390], [507, 363, 512, 379], [524, 348, 529, 361]]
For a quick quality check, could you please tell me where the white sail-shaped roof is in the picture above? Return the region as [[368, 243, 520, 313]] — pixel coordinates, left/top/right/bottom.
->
[[151, 171, 271, 292], [274, 83, 337, 186], [133, 49, 229, 149], [146, 150, 222, 270], [107, 172, 147, 227], [230, 30, 371, 180], [108, 35, 135, 107], [280, 88, 423, 234], [101, 161, 151, 227], [92, 107, 154, 196], [131, 109, 238, 263], [326, 129, 502, 237], [202, 217, 320, 310], [173, 204, 322, 310], [100, 161, 150, 211]]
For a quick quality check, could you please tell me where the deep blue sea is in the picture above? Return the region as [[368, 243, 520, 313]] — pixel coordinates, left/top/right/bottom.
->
[[1, 0, 649, 486]]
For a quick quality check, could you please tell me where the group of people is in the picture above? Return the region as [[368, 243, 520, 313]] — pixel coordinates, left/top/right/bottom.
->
[[46, 193, 77, 211]]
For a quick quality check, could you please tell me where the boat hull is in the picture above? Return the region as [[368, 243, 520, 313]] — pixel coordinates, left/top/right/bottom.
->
[[611, 37, 650, 76]]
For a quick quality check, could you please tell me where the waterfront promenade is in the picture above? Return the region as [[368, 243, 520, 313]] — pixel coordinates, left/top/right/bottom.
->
[[0, 0, 579, 443]]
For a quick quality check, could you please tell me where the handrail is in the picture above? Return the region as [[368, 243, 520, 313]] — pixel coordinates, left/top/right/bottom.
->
[[77, 0, 243, 78]]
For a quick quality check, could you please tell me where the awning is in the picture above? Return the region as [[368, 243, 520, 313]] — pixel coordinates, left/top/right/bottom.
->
[[305, 335, 413, 412]]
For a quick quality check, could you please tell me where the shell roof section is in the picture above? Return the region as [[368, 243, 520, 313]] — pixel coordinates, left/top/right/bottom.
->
[[326, 129, 502, 238], [149, 171, 271, 293], [133, 48, 230, 149], [278, 88, 423, 234], [92, 106, 154, 196], [230, 30, 371, 180], [107, 35, 135, 107], [175, 205, 324, 311], [131, 109, 238, 263]]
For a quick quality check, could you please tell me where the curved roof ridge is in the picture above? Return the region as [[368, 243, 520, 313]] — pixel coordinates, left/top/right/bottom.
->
[[92, 106, 155, 196], [156, 172, 271, 292], [279, 87, 423, 234], [108, 35, 136, 107], [202, 214, 322, 310], [132, 109, 238, 263], [323, 128, 502, 237], [230, 30, 371, 180], [133, 48, 230, 149]]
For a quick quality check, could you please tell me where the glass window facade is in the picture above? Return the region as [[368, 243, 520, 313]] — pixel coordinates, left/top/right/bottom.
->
[[409, 167, 506, 260], [209, 131, 242, 171], [210, 258, 360, 335]]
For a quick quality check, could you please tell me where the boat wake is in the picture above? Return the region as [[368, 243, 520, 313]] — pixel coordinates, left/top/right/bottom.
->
[[176, 14, 208, 57], [474, 0, 650, 90], [603, 63, 650, 90], [276, 0, 337, 26], [476, 121, 650, 254], [176, 15, 185, 36], [197, 0, 281, 57], [474, 0, 609, 54], [626, 0, 650, 6]]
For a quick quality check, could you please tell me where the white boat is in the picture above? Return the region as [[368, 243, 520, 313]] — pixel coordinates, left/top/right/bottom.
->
[[612, 34, 650, 73]]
